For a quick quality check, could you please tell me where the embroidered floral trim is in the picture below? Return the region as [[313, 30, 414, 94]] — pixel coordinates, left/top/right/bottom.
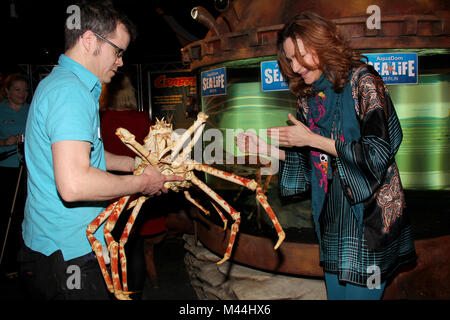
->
[[376, 167, 405, 233], [351, 65, 388, 120], [312, 151, 328, 193]]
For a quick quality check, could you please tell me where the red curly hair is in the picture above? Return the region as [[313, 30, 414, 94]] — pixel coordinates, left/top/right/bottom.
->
[[277, 12, 366, 97]]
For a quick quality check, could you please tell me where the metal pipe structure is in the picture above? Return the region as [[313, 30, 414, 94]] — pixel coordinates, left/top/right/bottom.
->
[[191, 6, 224, 36]]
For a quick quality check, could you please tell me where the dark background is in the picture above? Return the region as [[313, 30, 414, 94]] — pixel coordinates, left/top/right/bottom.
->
[[0, 0, 223, 71]]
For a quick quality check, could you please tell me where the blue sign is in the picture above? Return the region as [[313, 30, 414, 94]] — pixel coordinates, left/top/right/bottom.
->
[[365, 53, 418, 85], [260, 60, 289, 92], [201, 67, 227, 96]]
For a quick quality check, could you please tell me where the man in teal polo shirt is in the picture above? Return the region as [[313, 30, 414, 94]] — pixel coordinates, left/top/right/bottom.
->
[[20, 2, 181, 300]]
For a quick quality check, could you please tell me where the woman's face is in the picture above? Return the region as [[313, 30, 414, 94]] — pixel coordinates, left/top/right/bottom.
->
[[283, 37, 322, 85], [5, 80, 28, 106]]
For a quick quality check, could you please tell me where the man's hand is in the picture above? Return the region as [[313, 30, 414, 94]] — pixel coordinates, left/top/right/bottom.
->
[[140, 165, 183, 196]]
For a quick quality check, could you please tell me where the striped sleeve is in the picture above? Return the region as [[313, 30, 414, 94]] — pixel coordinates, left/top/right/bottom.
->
[[336, 71, 403, 204], [279, 149, 311, 197]]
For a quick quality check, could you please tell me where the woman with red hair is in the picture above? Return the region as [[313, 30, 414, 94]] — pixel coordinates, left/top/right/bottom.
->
[[237, 12, 416, 300]]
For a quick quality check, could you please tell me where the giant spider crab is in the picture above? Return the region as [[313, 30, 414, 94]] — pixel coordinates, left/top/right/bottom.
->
[[86, 112, 285, 300]]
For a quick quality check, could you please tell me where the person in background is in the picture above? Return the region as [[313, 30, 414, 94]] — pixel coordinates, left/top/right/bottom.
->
[[100, 72, 151, 159], [236, 12, 416, 300], [20, 1, 181, 300], [0, 73, 29, 278], [0, 73, 29, 165]]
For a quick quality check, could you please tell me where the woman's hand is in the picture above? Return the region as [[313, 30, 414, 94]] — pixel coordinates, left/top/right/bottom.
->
[[267, 113, 313, 148], [235, 131, 270, 156], [268, 113, 337, 157], [235, 131, 286, 161]]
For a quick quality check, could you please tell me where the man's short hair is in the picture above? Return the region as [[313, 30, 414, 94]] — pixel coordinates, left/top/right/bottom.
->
[[64, 0, 137, 51]]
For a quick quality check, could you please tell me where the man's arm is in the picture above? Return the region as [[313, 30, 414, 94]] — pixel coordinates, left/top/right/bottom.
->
[[104, 150, 135, 172], [52, 140, 180, 202]]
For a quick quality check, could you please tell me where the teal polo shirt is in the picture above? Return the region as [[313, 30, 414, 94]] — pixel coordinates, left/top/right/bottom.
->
[[23, 54, 107, 261], [0, 99, 29, 167]]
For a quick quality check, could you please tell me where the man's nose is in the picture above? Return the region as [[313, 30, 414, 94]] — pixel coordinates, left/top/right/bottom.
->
[[116, 56, 124, 67]]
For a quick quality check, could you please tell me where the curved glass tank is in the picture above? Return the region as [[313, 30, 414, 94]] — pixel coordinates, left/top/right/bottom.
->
[[196, 56, 449, 237], [389, 73, 450, 191], [200, 57, 297, 179], [198, 58, 313, 234]]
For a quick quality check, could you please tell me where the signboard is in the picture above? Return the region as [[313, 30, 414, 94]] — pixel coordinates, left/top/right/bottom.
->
[[365, 53, 418, 85], [260, 60, 289, 92], [201, 67, 227, 96], [149, 72, 196, 129]]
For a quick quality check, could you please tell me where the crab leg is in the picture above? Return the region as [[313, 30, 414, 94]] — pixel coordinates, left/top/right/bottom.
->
[[192, 162, 285, 250], [116, 128, 159, 166], [210, 202, 228, 231], [87, 196, 130, 297], [187, 174, 241, 264], [86, 200, 118, 293], [184, 189, 228, 230], [102, 196, 132, 300], [118, 195, 148, 293], [184, 191, 210, 215]]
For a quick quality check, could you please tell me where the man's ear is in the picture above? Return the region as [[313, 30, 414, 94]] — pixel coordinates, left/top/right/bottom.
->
[[80, 30, 96, 53]]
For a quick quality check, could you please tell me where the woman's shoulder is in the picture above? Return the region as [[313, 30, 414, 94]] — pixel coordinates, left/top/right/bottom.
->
[[350, 63, 387, 99], [351, 64, 383, 84]]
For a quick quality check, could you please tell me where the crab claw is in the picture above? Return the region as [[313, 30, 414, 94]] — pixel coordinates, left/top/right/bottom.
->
[[274, 231, 285, 250], [211, 202, 228, 230]]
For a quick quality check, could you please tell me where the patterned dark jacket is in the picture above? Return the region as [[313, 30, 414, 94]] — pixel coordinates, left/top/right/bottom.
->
[[279, 64, 411, 251]]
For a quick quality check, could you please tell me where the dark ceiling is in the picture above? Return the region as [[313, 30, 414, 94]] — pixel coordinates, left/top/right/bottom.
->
[[0, 0, 222, 71]]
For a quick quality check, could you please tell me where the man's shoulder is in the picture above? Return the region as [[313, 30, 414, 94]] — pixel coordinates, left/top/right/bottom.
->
[[36, 67, 92, 101]]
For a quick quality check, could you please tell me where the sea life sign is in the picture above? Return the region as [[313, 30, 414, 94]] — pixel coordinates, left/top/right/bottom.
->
[[260, 60, 289, 92], [365, 53, 418, 85], [201, 67, 227, 96]]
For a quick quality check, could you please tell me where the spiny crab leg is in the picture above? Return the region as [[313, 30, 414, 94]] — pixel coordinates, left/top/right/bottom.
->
[[87, 196, 130, 299], [186, 173, 242, 265], [103, 195, 133, 300], [191, 162, 286, 250], [86, 200, 118, 293], [106, 167, 147, 299], [87, 163, 148, 300], [184, 191, 210, 216], [210, 202, 228, 231], [184, 189, 228, 230], [118, 195, 148, 294], [116, 128, 159, 166]]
